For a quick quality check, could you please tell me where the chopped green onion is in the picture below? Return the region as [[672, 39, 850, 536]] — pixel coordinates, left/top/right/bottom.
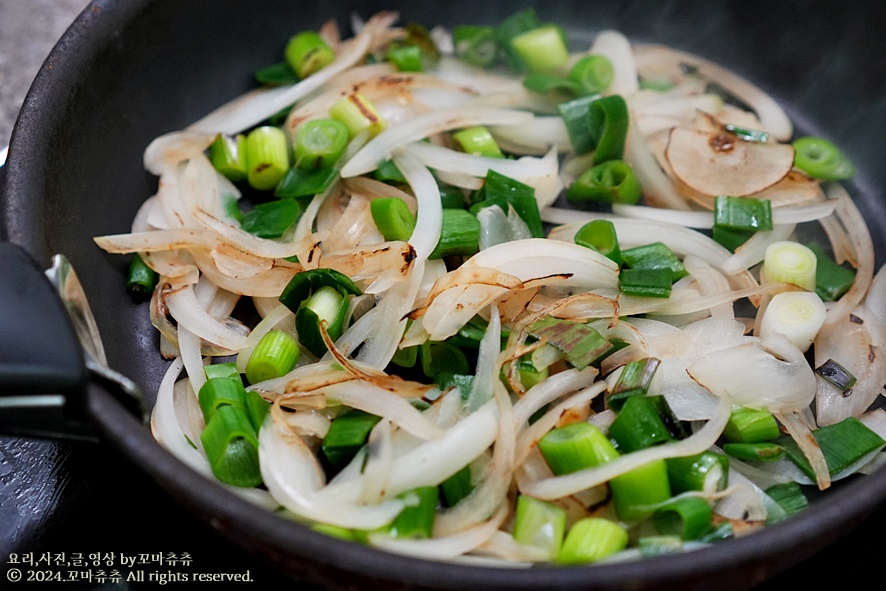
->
[[606, 357, 661, 412], [370, 197, 416, 241], [469, 170, 544, 238], [439, 183, 467, 209], [557, 94, 602, 155], [538, 422, 618, 475], [278, 268, 362, 313], [814, 358, 857, 392], [522, 73, 582, 97], [513, 495, 566, 559], [126, 253, 158, 297], [321, 409, 382, 470], [723, 406, 781, 443], [568, 55, 614, 95], [390, 344, 418, 368], [254, 61, 299, 86], [510, 24, 570, 73], [650, 395, 690, 440], [451, 126, 504, 159], [513, 357, 549, 391], [198, 377, 247, 422], [294, 119, 350, 170], [208, 133, 247, 182], [311, 523, 360, 542], [760, 241, 817, 291], [637, 535, 683, 558], [429, 209, 481, 259], [619, 268, 673, 298], [374, 159, 407, 184], [806, 242, 856, 302], [764, 482, 809, 524], [245, 390, 271, 432], [722, 442, 786, 462], [574, 219, 623, 266], [402, 22, 441, 62], [723, 123, 769, 143], [608, 395, 673, 453], [245, 126, 290, 191], [568, 159, 642, 204], [792, 136, 856, 181], [439, 464, 473, 507], [433, 371, 475, 398], [653, 497, 713, 540], [453, 25, 498, 67], [385, 487, 439, 539], [712, 226, 754, 253], [386, 43, 424, 72], [526, 317, 613, 370], [285, 31, 336, 79], [275, 166, 339, 198], [296, 285, 348, 358], [666, 451, 729, 494], [419, 340, 470, 379], [494, 8, 542, 72], [245, 329, 300, 385], [330, 92, 387, 138], [240, 197, 302, 238], [639, 75, 676, 91], [557, 518, 629, 565], [622, 242, 688, 280], [204, 362, 240, 380], [713, 195, 773, 232], [699, 522, 734, 543], [588, 94, 630, 164], [201, 405, 263, 488], [779, 417, 885, 480], [610, 459, 671, 521]]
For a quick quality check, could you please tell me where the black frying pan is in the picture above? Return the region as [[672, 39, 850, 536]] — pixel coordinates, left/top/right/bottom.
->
[[2, 1, 885, 589]]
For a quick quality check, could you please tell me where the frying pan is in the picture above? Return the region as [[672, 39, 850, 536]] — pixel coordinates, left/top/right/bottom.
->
[[2, 0, 885, 589]]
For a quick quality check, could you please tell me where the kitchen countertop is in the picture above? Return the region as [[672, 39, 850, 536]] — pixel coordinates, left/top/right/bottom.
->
[[1, 2, 884, 591]]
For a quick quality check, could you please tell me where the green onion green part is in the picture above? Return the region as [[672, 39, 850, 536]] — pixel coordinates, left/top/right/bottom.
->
[[723, 442, 786, 462], [370, 197, 416, 241], [285, 31, 336, 79], [622, 242, 688, 279], [713, 195, 773, 232], [666, 451, 729, 494], [805, 242, 856, 302], [126, 253, 158, 297], [208, 133, 248, 182], [254, 61, 299, 86], [779, 417, 885, 480], [469, 169, 544, 238], [330, 92, 387, 138], [792, 136, 856, 181], [814, 358, 857, 392], [723, 123, 769, 143], [588, 94, 630, 164], [198, 377, 248, 422], [240, 197, 302, 238], [275, 166, 339, 198], [619, 268, 673, 298], [245, 329, 300, 385], [653, 496, 713, 540], [296, 285, 348, 358], [494, 8, 542, 72], [429, 209, 481, 259], [568, 159, 642, 204], [557, 518, 629, 565], [723, 406, 781, 443], [420, 340, 471, 379], [526, 317, 613, 370], [200, 404, 263, 488], [322, 409, 382, 470], [538, 422, 618, 475], [245, 126, 290, 191], [764, 482, 809, 524], [385, 487, 439, 539], [245, 390, 271, 433], [557, 94, 602, 155], [386, 43, 424, 72], [513, 495, 567, 559], [608, 395, 673, 453], [712, 226, 755, 253], [510, 24, 570, 73], [574, 219, 623, 266], [606, 357, 661, 412], [453, 25, 499, 67], [439, 464, 474, 507], [204, 362, 240, 381], [569, 54, 614, 95], [452, 126, 504, 158], [522, 73, 582, 97], [295, 119, 350, 170], [610, 459, 672, 521], [374, 159, 407, 184]]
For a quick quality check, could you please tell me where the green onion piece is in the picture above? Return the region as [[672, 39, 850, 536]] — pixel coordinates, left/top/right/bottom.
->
[[713, 195, 773, 232], [245, 329, 300, 385], [240, 198, 302, 238], [814, 358, 857, 391], [386, 43, 424, 72], [699, 522, 734, 543], [619, 268, 673, 298], [439, 464, 474, 507], [712, 226, 754, 253], [429, 209, 481, 259], [267, 106, 293, 127], [522, 73, 582, 97], [666, 451, 730, 494], [420, 341, 471, 379], [295, 285, 348, 358], [567, 159, 642, 204], [126, 253, 158, 297], [278, 267, 362, 313], [322, 409, 382, 470], [208, 133, 247, 182], [764, 482, 809, 524], [653, 497, 713, 541], [391, 344, 418, 368], [806, 242, 856, 302], [723, 123, 769, 143], [637, 535, 683, 558], [439, 183, 467, 209], [275, 166, 338, 198], [452, 126, 504, 158], [515, 357, 549, 390], [723, 406, 781, 443], [792, 136, 856, 181], [494, 8, 542, 72], [512, 495, 567, 559], [245, 390, 271, 433], [433, 372, 475, 399], [574, 219, 623, 266], [285, 31, 336, 79], [606, 357, 661, 412], [723, 442, 785, 462], [568, 54, 614, 95], [452, 25, 498, 67], [608, 395, 673, 453], [760, 241, 817, 291], [538, 422, 618, 475], [204, 362, 240, 381], [557, 94, 602, 155], [510, 24, 570, 73], [374, 159, 407, 184], [650, 395, 690, 440], [469, 170, 544, 238], [370, 197, 416, 241], [622, 242, 688, 280], [639, 75, 676, 91], [557, 518, 629, 565], [588, 94, 630, 164], [779, 417, 885, 480], [610, 459, 672, 521], [330, 92, 387, 138], [311, 523, 360, 542], [201, 405, 262, 488], [526, 317, 613, 370], [245, 126, 290, 191], [198, 377, 248, 422], [403, 22, 441, 62], [295, 119, 350, 170], [385, 487, 439, 539], [254, 61, 299, 86]]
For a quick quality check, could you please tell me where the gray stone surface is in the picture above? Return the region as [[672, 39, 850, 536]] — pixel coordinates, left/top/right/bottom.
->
[[0, 0, 91, 150]]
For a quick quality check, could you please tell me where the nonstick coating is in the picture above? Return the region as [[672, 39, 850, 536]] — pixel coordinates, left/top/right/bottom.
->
[[3, 0, 885, 589]]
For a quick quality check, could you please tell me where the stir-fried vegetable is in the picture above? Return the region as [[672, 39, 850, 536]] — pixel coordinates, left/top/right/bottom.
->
[[94, 8, 885, 568]]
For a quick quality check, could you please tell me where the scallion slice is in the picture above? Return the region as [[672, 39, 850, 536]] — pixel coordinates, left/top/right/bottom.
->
[[588, 94, 630, 164], [574, 219, 623, 266], [526, 317, 613, 370], [538, 422, 618, 475], [245, 126, 290, 191], [275, 166, 339, 198], [608, 395, 673, 453], [513, 495, 566, 559], [760, 241, 817, 291], [419, 340, 470, 379], [322, 409, 382, 470], [792, 136, 856, 181], [653, 497, 713, 541], [510, 24, 570, 73], [470, 169, 544, 237], [814, 358, 857, 392], [385, 487, 439, 539], [245, 329, 300, 385], [452, 126, 504, 159], [713, 195, 773, 232], [621, 242, 688, 280], [200, 405, 263, 488], [285, 31, 336, 79], [779, 417, 885, 480], [610, 459, 672, 521], [386, 43, 424, 72], [806, 242, 856, 302], [295, 119, 350, 170], [764, 482, 809, 524], [494, 8, 542, 72], [370, 197, 416, 242], [568, 159, 642, 204], [453, 25, 498, 67], [619, 268, 673, 298], [204, 362, 240, 381], [439, 464, 474, 507], [429, 209, 481, 259], [198, 377, 248, 422], [723, 406, 781, 443], [606, 357, 661, 412], [568, 54, 614, 95], [557, 518, 628, 565], [722, 442, 786, 462], [666, 451, 729, 494], [208, 133, 247, 182], [330, 92, 387, 138], [126, 253, 158, 298]]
